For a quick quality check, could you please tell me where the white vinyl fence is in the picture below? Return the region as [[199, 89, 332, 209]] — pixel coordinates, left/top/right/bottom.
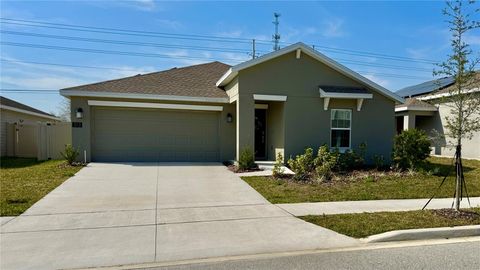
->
[[4, 122, 71, 160]]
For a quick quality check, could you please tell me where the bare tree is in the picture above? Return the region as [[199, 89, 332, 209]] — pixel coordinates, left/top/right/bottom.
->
[[57, 97, 71, 122], [434, 0, 480, 211]]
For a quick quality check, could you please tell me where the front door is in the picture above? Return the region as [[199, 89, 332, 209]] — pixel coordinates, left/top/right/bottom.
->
[[255, 109, 267, 160]]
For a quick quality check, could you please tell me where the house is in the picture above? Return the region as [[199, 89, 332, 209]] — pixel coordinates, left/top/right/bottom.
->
[[60, 42, 404, 163], [1, 96, 61, 157], [395, 75, 480, 159]]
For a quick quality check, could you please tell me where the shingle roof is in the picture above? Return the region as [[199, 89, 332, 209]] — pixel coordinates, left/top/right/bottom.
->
[[399, 98, 437, 109], [396, 77, 455, 98], [62, 61, 231, 99], [0, 96, 56, 117], [320, 86, 370, 94]]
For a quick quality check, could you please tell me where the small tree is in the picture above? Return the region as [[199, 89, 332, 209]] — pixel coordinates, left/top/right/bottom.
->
[[57, 97, 71, 122], [60, 144, 79, 165], [434, 0, 480, 211], [238, 146, 255, 171], [272, 152, 285, 178]]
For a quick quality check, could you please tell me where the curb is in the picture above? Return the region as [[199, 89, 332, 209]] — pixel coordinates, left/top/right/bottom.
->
[[362, 225, 480, 243]]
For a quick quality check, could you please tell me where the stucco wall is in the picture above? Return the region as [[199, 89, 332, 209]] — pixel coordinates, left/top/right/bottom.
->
[[69, 96, 236, 162], [237, 50, 396, 163], [415, 102, 480, 159]]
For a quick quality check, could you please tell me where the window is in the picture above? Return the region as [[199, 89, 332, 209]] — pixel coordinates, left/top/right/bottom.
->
[[331, 109, 351, 149]]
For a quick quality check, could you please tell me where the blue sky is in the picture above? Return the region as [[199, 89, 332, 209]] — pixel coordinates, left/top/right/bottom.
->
[[1, 0, 479, 115]]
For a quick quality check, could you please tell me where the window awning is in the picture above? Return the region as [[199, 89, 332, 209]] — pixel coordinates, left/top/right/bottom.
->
[[319, 86, 373, 111]]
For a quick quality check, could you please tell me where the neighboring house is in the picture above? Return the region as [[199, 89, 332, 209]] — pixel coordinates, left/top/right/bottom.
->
[[1, 96, 61, 157], [395, 75, 480, 159], [60, 42, 404, 163]]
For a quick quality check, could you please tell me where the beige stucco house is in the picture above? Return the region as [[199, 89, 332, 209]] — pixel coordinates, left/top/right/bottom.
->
[[60, 42, 404, 163], [1, 96, 61, 157], [395, 76, 480, 159]]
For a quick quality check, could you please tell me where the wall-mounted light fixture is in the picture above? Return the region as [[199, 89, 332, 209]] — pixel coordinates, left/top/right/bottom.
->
[[76, 108, 84, 119], [226, 113, 233, 123]]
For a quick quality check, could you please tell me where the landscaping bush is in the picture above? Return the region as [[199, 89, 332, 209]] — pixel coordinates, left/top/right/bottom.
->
[[60, 144, 79, 165], [272, 152, 285, 178], [393, 129, 431, 170], [314, 145, 338, 181], [336, 147, 365, 171], [288, 148, 315, 180], [238, 146, 255, 170], [373, 154, 385, 170]]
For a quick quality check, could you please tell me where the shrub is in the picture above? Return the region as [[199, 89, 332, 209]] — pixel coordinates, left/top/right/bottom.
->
[[314, 145, 338, 181], [393, 129, 431, 170], [272, 152, 285, 178], [288, 148, 315, 180], [336, 145, 366, 171], [60, 144, 79, 165], [238, 146, 255, 170], [373, 154, 385, 170]]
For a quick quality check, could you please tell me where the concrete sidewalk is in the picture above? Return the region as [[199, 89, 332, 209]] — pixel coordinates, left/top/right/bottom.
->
[[277, 197, 480, 216]]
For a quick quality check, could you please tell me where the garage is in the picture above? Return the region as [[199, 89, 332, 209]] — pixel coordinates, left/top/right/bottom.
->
[[91, 107, 220, 162]]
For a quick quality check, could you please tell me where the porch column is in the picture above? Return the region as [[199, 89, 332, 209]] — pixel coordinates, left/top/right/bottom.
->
[[236, 94, 255, 161], [403, 112, 416, 130]]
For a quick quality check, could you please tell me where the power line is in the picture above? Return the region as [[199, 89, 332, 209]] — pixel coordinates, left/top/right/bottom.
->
[[0, 59, 431, 80], [0, 17, 440, 64], [0, 30, 261, 54], [0, 41, 248, 63], [1, 41, 433, 73]]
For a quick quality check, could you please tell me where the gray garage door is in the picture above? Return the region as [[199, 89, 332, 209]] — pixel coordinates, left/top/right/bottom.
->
[[92, 107, 220, 162]]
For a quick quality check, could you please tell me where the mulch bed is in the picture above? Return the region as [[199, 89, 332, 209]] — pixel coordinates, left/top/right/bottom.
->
[[432, 208, 480, 221], [57, 162, 87, 169], [226, 164, 263, 173]]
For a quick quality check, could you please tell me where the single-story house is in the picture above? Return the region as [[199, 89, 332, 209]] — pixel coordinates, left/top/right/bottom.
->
[[60, 42, 404, 163], [395, 75, 480, 159], [1, 96, 61, 157]]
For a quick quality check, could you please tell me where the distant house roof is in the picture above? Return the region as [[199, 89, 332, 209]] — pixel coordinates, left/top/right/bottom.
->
[[61, 61, 231, 102], [395, 98, 438, 112], [0, 96, 59, 120], [395, 76, 455, 98]]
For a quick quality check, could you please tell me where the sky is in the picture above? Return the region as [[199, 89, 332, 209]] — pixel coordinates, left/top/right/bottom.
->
[[1, 0, 479, 116]]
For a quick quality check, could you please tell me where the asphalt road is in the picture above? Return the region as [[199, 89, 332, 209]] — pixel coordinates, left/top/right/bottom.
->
[[142, 240, 480, 270]]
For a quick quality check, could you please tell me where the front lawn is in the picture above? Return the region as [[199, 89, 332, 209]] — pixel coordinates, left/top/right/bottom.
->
[[300, 208, 480, 238], [242, 157, 480, 204], [0, 158, 83, 216]]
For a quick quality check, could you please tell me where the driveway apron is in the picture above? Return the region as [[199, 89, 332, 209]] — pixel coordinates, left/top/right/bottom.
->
[[1, 163, 358, 269]]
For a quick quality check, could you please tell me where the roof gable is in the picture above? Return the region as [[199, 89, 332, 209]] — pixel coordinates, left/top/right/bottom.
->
[[216, 42, 404, 104]]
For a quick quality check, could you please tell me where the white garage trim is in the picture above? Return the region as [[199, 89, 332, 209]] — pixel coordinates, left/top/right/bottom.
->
[[88, 100, 223, 111], [253, 94, 287, 101]]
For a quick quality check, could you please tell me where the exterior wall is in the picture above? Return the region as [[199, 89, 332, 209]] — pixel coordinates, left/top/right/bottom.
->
[[237, 51, 396, 163], [69, 96, 236, 162], [265, 101, 285, 161], [415, 102, 480, 159], [0, 108, 57, 157]]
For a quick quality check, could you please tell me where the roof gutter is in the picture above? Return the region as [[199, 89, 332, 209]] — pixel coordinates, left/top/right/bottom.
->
[[60, 90, 230, 104]]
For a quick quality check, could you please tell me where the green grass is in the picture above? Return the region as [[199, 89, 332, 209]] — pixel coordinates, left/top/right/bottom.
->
[[242, 157, 480, 204], [300, 208, 480, 238], [0, 158, 83, 216]]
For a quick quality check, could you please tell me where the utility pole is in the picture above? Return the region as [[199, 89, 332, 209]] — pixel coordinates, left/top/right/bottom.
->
[[252, 39, 256, 59], [272, 13, 281, 51]]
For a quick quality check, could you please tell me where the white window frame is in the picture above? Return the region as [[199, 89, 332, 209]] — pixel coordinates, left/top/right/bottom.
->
[[330, 109, 352, 152]]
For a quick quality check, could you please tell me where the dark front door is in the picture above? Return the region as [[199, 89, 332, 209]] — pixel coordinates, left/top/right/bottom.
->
[[255, 109, 267, 160]]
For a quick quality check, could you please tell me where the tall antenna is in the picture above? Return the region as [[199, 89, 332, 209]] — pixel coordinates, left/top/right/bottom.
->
[[272, 12, 281, 51]]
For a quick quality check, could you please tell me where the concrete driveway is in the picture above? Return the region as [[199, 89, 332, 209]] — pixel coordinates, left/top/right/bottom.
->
[[1, 163, 358, 270]]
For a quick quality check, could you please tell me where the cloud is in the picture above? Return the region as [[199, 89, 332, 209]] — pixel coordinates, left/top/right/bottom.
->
[[126, 0, 157, 11], [156, 19, 183, 30], [321, 18, 346, 38], [362, 74, 391, 88], [465, 34, 480, 45]]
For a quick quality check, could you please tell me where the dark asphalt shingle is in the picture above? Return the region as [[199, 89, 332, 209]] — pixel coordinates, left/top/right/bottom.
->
[[62, 61, 231, 99]]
